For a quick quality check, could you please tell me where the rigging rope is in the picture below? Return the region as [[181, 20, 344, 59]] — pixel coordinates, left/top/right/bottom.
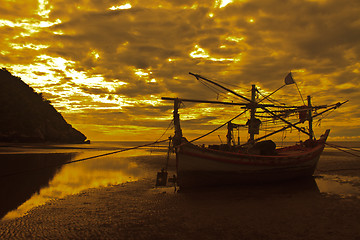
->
[[0, 140, 169, 179], [215, 79, 248, 91], [198, 78, 226, 96], [295, 82, 306, 105], [197, 78, 238, 102], [196, 74, 249, 92], [186, 109, 249, 145], [315, 108, 337, 127], [257, 88, 286, 106]]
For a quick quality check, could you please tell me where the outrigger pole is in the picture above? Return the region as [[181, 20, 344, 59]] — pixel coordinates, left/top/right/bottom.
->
[[161, 97, 249, 106], [188, 72, 310, 140], [189, 72, 303, 142], [254, 100, 348, 143], [260, 106, 311, 137], [161, 97, 294, 108], [188, 72, 348, 143]]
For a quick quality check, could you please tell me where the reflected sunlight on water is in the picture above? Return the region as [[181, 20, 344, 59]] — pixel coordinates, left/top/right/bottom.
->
[[315, 175, 360, 198], [1, 142, 167, 220]]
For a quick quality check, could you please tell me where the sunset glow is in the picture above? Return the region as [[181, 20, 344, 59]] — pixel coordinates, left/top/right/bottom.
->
[[109, 3, 132, 11], [1, 0, 359, 141]]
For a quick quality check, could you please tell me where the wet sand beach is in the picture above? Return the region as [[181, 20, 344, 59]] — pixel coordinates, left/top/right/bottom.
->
[[1, 147, 360, 239]]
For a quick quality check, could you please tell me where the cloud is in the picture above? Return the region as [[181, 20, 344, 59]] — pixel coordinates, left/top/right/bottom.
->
[[0, 0, 40, 20], [1, 0, 360, 140]]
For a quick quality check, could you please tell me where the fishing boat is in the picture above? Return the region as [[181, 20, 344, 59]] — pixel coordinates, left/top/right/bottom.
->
[[160, 72, 347, 189]]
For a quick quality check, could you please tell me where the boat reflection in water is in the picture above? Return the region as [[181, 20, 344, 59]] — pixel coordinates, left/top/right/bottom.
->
[[0, 147, 155, 220]]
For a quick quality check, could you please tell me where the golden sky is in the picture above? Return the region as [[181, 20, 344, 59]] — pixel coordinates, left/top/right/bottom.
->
[[0, 0, 359, 142]]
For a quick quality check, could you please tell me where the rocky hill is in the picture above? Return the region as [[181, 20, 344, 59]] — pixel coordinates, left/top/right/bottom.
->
[[0, 68, 87, 143]]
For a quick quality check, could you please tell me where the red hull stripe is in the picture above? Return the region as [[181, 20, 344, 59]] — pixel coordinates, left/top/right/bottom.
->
[[180, 145, 324, 166]]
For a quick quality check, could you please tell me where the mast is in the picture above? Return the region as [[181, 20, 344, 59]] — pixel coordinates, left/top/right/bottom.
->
[[227, 122, 238, 147], [227, 122, 232, 146], [187, 73, 325, 140], [248, 84, 258, 143], [162, 72, 348, 148], [173, 98, 182, 146], [307, 95, 314, 140], [227, 122, 244, 146]]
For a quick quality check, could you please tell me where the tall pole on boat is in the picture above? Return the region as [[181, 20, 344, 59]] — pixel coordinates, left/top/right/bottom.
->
[[307, 95, 314, 140], [173, 98, 183, 146], [227, 122, 232, 147], [249, 84, 257, 143]]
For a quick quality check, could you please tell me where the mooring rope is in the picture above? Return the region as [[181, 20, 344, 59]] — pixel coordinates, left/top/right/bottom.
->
[[154, 119, 173, 143], [317, 168, 360, 173], [325, 142, 360, 158], [326, 142, 360, 153], [316, 142, 360, 172], [0, 139, 169, 179]]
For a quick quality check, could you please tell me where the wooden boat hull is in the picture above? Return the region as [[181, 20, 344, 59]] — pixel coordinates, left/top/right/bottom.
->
[[176, 136, 327, 188], [162, 74, 346, 189]]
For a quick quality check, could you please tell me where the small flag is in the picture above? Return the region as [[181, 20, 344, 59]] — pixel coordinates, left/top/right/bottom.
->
[[285, 72, 295, 85]]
